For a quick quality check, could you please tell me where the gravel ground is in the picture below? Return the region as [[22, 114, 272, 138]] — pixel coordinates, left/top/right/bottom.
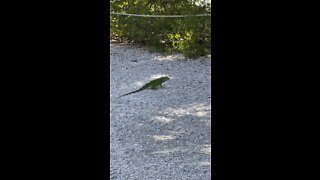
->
[[110, 43, 212, 180]]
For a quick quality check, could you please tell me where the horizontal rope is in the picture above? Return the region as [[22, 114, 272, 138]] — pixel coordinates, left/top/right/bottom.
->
[[110, 12, 211, 18]]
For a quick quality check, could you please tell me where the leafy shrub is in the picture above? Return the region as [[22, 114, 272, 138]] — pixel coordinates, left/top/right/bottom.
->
[[110, 0, 211, 59]]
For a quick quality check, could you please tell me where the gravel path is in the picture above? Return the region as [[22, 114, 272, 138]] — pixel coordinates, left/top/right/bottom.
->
[[110, 43, 212, 179]]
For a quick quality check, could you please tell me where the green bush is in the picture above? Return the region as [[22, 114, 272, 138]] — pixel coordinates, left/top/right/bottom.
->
[[110, 0, 211, 59]]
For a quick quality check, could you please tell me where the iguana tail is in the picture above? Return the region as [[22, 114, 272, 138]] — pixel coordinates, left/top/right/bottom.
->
[[118, 89, 142, 98]]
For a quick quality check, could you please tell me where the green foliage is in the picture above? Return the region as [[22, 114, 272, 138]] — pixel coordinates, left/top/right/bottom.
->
[[110, 0, 211, 59]]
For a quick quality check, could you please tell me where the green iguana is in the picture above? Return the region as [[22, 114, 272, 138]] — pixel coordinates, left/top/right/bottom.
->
[[118, 76, 170, 98]]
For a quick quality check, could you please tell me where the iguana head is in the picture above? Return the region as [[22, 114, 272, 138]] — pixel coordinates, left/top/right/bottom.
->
[[159, 76, 170, 82]]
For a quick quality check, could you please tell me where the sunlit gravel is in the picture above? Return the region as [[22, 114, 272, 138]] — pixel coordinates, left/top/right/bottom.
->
[[110, 43, 212, 180]]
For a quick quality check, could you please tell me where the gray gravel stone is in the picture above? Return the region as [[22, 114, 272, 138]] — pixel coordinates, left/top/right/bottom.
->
[[110, 43, 211, 179]]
